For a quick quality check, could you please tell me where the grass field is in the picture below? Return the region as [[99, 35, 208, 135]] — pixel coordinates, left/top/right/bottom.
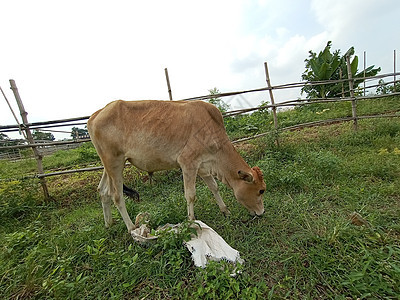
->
[[1, 96, 400, 299]]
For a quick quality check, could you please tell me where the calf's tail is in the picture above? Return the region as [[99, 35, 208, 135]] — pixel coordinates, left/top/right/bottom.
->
[[123, 184, 140, 201]]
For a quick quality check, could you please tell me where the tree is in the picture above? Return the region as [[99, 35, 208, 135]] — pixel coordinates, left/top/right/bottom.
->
[[301, 41, 381, 99], [207, 88, 230, 113], [32, 130, 55, 141], [71, 126, 89, 139]]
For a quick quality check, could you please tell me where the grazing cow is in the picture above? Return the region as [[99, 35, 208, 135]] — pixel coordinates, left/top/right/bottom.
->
[[87, 100, 266, 233]]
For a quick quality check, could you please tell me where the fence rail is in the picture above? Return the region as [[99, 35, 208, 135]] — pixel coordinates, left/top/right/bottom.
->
[[1, 60, 399, 198], [0, 138, 91, 151]]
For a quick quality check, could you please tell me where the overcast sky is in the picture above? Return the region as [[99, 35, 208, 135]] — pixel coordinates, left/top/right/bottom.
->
[[1, 0, 399, 139]]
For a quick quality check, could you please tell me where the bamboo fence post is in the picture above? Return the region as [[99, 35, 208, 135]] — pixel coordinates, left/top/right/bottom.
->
[[345, 55, 358, 131], [1, 86, 27, 138], [363, 51, 366, 96], [9, 79, 50, 200], [339, 69, 344, 98], [264, 62, 280, 145], [164, 68, 173, 100], [394, 50, 397, 89], [264, 62, 278, 129]]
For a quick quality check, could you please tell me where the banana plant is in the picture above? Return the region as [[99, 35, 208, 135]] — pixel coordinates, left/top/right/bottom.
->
[[302, 42, 380, 99]]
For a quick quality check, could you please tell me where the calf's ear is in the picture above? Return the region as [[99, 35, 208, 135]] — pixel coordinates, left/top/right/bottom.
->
[[238, 170, 253, 183]]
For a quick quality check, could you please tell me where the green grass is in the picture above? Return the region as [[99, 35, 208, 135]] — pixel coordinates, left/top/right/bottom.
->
[[1, 96, 400, 299]]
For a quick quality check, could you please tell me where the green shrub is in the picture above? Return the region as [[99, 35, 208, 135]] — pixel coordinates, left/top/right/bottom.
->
[[76, 142, 99, 162]]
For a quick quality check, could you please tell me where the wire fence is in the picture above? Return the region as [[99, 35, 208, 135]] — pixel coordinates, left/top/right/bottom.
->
[[1, 60, 399, 199]]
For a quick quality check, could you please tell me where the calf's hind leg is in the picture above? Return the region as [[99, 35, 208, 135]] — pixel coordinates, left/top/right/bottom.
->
[[181, 167, 198, 221], [104, 158, 136, 233], [98, 171, 113, 227]]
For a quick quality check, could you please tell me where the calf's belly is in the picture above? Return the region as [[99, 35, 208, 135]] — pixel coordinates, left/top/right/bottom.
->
[[126, 153, 180, 173]]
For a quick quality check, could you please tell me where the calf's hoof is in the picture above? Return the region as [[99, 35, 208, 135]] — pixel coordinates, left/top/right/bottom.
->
[[222, 209, 231, 217]]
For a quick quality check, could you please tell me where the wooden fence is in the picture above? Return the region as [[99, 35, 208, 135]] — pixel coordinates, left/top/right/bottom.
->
[[1, 58, 400, 199]]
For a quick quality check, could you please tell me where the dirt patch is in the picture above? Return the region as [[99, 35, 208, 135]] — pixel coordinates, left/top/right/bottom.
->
[[234, 142, 257, 153]]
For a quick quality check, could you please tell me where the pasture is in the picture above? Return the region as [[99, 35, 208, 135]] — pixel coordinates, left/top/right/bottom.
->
[[1, 97, 400, 299]]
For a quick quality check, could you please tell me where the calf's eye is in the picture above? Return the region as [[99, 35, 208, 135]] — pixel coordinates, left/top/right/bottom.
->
[[259, 189, 265, 194]]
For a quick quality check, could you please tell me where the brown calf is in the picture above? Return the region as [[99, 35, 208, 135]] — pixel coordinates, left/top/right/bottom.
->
[[87, 100, 266, 232]]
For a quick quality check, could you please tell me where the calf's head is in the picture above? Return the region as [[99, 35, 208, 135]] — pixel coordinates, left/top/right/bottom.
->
[[234, 166, 266, 216]]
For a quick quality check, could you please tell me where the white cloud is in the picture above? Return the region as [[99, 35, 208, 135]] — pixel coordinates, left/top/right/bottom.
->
[[275, 35, 307, 69]]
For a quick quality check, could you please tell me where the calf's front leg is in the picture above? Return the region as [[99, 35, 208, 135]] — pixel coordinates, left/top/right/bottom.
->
[[106, 162, 136, 233], [201, 174, 231, 216]]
